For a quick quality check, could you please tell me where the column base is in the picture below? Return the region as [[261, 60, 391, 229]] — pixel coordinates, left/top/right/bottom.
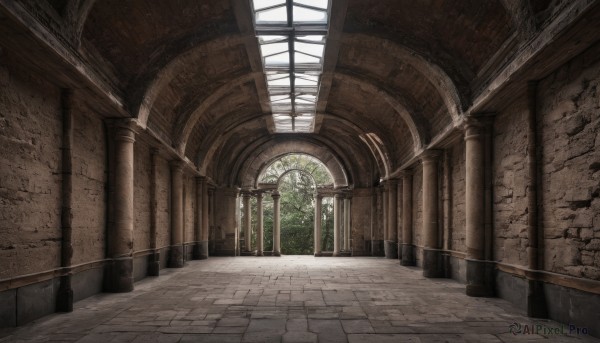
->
[[147, 251, 160, 276], [192, 243, 202, 260], [526, 279, 548, 318], [256, 250, 264, 256], [332, 251, 340, 257], [384, 240, 398, 259], [56, 274, 73, 312], [465, 259, 494, 297], [273, 251, 281, 256], [198, 241, 209, 259], [422, 248, 444, 278], [371, 240, 384, 257], [314, 252, 322, 257], [400, 243, 415, 266], [168, 245, 184, 268], [104, 257, 134, 293]]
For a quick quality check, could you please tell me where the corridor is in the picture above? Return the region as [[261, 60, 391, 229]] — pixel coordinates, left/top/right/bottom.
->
[[0, 257, 596, 343]]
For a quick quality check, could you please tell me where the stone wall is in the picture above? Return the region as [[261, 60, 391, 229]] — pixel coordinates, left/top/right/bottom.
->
[[71, 100, 107, 265], [351, 189, 372, 254], [155, 155, 171, 249], [447, 141, 466, 252], [538, 42, 600, 279], [184, 175, 196, 245], [0, 55, 62, 279], [412, 164, 423, 250], [492, 96, 529, 266], [133, 140, 152, 252]]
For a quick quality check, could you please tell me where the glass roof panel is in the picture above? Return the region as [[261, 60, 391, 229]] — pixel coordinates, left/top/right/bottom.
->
[[260, 42, 289, 57], [256, 5, 288, 23], [294, 51, 321, 64], [258, 35, 287, 44], [297, 35, 325, 43], [293, 5, 327, 23], [267, 77, 291, 87], [253, 0, 330, 133], [295, 42, 324, 58], [253, 0, 286, 11], [294, 0, 328, 10], [295, 77, 318, 86], [265, 52, 290, 66]]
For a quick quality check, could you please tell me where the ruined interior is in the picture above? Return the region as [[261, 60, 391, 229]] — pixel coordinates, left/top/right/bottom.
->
[[1, 0, 599, 340]]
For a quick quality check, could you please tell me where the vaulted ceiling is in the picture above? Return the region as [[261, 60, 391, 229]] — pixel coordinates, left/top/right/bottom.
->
[[3, 0, 599, 188]]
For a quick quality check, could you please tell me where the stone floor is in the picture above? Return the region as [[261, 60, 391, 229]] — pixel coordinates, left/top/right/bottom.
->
[[0, 256, 598, 343]]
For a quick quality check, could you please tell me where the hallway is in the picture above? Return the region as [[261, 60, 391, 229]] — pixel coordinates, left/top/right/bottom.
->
[[0, 257, 596, 343]]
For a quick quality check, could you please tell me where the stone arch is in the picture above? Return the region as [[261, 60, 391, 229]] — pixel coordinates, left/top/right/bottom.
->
[[332, 72, 429, 149], [259, 155, 334, 189], [341, 33, 466, 121], [238, 142, 349, 190], [129, 34, 244, 129]]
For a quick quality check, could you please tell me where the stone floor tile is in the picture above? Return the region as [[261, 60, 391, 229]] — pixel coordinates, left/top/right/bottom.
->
[[341, 319, 374, 333], [282, 331, 318, 343]]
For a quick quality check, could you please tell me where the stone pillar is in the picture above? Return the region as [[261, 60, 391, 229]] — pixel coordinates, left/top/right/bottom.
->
[[344, 196, 351, 252], [105, 120, 137, 292], [193, 177, 203, 260], [333, 194, 342, 256], [422, 151, 443, 278], [256, 192, 264, 256], [400, 170, 415, 266], [57, 89, 73, 311], [199, 177, 209, 259], [242, 192, 252, 252], [148, 149, 161, 275], [169, 160, 185, 268], [314, 193, 323, 256], [465, 119, 493, 296], [385, 179, 398, 259], [272, 191, 281, 256]]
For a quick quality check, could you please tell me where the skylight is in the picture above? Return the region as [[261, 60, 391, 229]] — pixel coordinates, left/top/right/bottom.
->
[[251, 0, 330, 133]]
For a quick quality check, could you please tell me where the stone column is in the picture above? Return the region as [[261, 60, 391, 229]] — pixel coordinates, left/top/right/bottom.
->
[[272, 191, 281, 256], [344, 196, 351, 253], [400, 170, 415, 266], [148, 149, 161, 274], [242, 192, 252, 252], [422, 150, 443, 278], [193, 177, 203, 260], [169, 160, 184, 268], [199, 177, 209, 259], [256, 192, 264, 256], [314, 193, 323, 256], [385, 179, 398, 259], [333, 194, 342, 256], [57, 89, 73, 310], [106, 119, 137, 292], [464, 119, 493, 296]]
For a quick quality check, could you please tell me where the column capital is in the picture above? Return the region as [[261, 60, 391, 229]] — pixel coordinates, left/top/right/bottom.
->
[[334, 193, 343, 199], [420, 150, 442, 163], [170, 159, 185, 172], [271, 190, 280, 199], [106, 118, 140, 141], [399, 169, 414, 178], [255, 192, 264, 200], [462, 114, 494, 138], [314, 192, 323, 200], [241, 191, 252, 199]]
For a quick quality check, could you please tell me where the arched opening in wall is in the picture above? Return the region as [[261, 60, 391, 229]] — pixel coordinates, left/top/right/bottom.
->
[[257, 153, 334, 255], [278, 169, 315, 254]]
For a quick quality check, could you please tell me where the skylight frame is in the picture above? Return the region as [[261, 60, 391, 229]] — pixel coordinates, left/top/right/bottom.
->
[[251, 0, 330, 133]]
